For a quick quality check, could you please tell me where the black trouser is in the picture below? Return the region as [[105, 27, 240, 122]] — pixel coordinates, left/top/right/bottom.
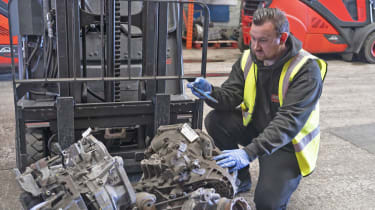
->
[[205, 110, 302, 210]]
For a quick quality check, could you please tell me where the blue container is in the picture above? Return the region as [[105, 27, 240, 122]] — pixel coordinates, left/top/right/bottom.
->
[[194, 4, 230, 22]]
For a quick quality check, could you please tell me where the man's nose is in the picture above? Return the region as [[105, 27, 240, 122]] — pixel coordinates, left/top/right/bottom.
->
[[252, 41, 261, 50]]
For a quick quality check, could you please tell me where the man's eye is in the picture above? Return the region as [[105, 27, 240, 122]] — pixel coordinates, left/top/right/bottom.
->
[[251, 38, 268, 43]]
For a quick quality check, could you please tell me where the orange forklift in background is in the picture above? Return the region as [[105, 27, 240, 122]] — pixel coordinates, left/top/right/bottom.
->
[[238, 0, 375, 63], [0, 0, 17, 73]]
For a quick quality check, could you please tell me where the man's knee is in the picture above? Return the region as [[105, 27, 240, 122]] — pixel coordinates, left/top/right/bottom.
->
[[204, 110, 242, 135], [204, 110, 221, 136], [204, 110, 244, 150]]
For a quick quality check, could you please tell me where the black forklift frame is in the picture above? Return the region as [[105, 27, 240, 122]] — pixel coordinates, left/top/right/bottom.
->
[[9, 0, 211, 172]]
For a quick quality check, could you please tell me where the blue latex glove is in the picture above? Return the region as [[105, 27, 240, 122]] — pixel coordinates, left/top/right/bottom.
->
[[187, 77, 212, 99], [213, 149, 250, 172]]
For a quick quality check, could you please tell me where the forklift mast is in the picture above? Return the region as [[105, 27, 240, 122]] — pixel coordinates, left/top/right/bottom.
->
[[8, 0, 210, 174]]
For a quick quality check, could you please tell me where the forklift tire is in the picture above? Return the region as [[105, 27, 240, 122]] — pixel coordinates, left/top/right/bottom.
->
[[361, 32, 375, 64], [25, 129, 46, 165]]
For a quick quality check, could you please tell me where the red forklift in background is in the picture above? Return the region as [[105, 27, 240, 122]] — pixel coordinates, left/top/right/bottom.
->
[[238, 0, 375, 63], [0, 0, 18, 73]]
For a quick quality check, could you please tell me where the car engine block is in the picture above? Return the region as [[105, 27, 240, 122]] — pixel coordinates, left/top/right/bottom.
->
[[15, 125, 250, 210], [133, 124, 247, 209], [15, 129, 136, 210]]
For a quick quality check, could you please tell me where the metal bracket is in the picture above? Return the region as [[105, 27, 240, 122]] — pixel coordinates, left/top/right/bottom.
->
[[56, 97, 75, 149], [192, 99, 203, 129], [153, 94, 170, 135]]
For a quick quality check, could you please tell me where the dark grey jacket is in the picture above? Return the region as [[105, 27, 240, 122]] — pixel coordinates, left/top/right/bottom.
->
[[206, 34, 324, 161]]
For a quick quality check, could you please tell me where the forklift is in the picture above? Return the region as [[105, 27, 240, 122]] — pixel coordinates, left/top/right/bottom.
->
[[0, 0, 18, 74], [8, 0, 211, 178], [238, 0, 375, 63]]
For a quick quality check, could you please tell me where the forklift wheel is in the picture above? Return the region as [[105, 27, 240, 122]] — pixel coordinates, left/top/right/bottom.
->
[[25, 129, 46, 165], [361, 32, 375, 64]]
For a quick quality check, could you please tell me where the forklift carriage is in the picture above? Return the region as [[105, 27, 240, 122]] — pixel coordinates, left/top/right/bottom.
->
[[8, 0, 211, 175]]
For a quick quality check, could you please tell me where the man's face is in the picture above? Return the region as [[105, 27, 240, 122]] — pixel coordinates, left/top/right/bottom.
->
[[250, 21, 284, 62]]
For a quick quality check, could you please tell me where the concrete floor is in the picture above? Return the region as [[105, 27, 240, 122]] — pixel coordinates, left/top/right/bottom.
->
[[0, 48, 375, 209]]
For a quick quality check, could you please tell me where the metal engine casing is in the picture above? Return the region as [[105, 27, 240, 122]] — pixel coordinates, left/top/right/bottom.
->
[[15, 125, 251, 210], [15, 130, 136, 210], [135, 187, 251, 210], [135, 124, 238, 201]]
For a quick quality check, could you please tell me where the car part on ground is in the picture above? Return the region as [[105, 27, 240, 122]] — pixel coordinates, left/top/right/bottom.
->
[[15, 128, 136, 210], [15, 126, 251, 210], [134, 124, 239, 202], [134, 188, 250, 210]]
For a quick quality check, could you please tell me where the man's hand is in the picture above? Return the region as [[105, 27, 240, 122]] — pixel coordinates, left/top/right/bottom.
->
[[187, 77, 212, 99], [213, 149, 250, 172]]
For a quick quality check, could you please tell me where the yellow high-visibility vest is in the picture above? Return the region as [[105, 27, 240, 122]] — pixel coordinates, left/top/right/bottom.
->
[[240, 49, 327, 176]]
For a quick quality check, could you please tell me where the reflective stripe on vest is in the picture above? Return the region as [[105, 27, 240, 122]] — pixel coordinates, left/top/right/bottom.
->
[[240, 50, 257, 126], [240, 49, 327, 176]]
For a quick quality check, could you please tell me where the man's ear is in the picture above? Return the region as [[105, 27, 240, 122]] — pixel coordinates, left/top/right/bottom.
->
[[280, 32, 288, 44]]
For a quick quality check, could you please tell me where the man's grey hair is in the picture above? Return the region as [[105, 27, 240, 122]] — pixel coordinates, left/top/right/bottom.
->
[[253, 8, 289, 36]]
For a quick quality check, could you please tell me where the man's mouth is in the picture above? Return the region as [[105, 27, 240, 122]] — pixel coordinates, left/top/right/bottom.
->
[[255, 51, 264, 56]]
